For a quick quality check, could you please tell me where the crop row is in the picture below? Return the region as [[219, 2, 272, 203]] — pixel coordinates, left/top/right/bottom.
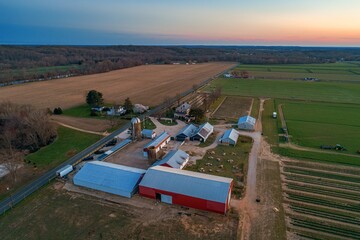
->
[[284, 174, 360, 191], [283, 167, 360, 183], [282, 161, 360, 176], [289, 204, 360, 226], [286, 183, 360, 202], [286, 193, 360, 213], [291, 218, 360, 239]]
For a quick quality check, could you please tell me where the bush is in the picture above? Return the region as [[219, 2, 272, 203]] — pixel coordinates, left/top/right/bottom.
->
[[53, 107, 63, 115]]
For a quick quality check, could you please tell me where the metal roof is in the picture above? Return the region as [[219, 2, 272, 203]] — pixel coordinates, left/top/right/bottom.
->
[[176, 124, 198, 138], [220, 129, 239, 142], [144, 132, 170, 149], [73, 161, 146, 198], [193, 122, 214, 140], [142, 129, 155, 137], [152, 149, 189, 169], [97, 139, 131, 161], [238, 115, 256, 126], [140, 166, 232, 203]]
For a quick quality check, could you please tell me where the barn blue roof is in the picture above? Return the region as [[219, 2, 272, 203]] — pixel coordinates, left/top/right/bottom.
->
[[220, 129, 239, 142], [238, 115, 256, 125], [142, 129, 155, 137], [152, 149, 189, 169], [144, 132, 170, 149], [140, 166, 232, 203], [176, 124, 198, 137], [73, 161, 146, 198]]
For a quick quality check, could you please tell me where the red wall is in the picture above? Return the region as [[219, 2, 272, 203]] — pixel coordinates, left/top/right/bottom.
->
[[139, 185, 229, 214]]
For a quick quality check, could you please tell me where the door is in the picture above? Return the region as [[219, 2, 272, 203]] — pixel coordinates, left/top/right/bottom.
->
[[160, 194, 172, 204]]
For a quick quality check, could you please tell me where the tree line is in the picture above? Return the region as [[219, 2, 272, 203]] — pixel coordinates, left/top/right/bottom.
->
[[1, 45, 359, 84]]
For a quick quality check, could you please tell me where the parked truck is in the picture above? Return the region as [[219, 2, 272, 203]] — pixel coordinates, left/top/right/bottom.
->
[[56, 165, 74, 178]]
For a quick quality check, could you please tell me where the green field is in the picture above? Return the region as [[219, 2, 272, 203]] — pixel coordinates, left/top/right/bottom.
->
[[207, 78, 360, 104], [281, 101, 360, 153], [26, 127, 101, 168], [234, 62, 360, 82]]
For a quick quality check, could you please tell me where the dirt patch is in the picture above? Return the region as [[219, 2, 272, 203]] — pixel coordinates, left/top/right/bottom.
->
[[51, 115, 111, 132], [0, 63, 234, 110], [213, 96, 253, 120]]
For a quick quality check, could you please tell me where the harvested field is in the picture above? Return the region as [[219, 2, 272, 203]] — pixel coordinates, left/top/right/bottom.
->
[[0, 62, 234, 110], [51, 115, 114, 132], [212, 96, 253, 120]]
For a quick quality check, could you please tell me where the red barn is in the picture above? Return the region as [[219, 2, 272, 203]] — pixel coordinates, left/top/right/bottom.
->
[[139, 166, 233, 214]]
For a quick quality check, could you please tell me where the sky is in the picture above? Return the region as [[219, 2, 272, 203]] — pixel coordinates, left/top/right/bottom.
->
[[0, 0, 359, 46]]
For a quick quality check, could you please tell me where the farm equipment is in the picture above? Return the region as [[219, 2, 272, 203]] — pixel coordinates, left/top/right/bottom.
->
[[320, 144, 347, 151]]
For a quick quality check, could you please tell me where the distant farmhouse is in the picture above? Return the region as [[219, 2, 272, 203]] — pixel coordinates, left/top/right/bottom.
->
[[106, 106, 126, 116], [219, 128, 240, 146], [223, 73, 233, 78], [152, 149, 189, 169], [238, 115, 256, 131], [174, 102, 191, 120]]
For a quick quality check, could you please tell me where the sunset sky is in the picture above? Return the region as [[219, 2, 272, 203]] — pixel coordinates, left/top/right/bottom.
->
[[0, 0, 359, 46]]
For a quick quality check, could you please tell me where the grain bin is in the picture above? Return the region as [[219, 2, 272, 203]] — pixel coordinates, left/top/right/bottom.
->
[[131, 117, 142, 140]]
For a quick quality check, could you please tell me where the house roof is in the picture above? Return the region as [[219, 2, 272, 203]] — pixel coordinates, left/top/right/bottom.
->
[[144, 132, 170, 149], [176, 102, 191, 113], [220, 129, 239, 142], [176, 124, 198, 138], [193, 122, 214, 140], [152, 149, 189, 169], [73, 161, 146, 197], [238, 116, 256, 126], [140, 166, 232, 203]]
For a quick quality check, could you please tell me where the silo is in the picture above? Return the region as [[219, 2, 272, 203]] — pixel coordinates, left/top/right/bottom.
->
[[131, 117, 142, 141], [147, 146, 157, 164]]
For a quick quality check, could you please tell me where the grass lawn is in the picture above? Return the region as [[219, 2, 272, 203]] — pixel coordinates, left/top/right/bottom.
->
[[142, 118, 156, 129], [198, 132, 218, 148], [250, 97, 260, 119], [185, 137, 252, 198], [26, 127, 101, 168], [62, 104, 93, 118], [206, 78, 360, 104], [281, 100, 360, 153], [158, 119, 177, 126]]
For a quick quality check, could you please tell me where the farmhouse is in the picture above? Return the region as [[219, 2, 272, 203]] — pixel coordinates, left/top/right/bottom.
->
[[73, 161, 146, 198], [174, 102, 191, 119], [143, 132, 170, 158], [219, 128, 240, 146], [238, 116, 256, 131], [224, 73, 233, 78], [106, 106, 126, 116], [175, 124, 198, 141], [190, 122, 214, 142], [152, 149, 189, 169], [142, 129, 156, 139], [139, 166, 233, 214]]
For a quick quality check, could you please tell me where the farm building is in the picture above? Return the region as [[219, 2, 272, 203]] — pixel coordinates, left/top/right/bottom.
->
[[106, 106, 126, 116], [219, 128, 240, 146], [133, 104, 149, 114], [73, 161, 146, 198], [174, 102, 191, 119], [142, 129, 156, 139], [190, 122, 214, 142], [139, 166, 233, 214], [238, 116, 256, 131], [223, 73, 233, 78], [175, 124, 198, 141], [152, 149, 189, 169], [143, 132, 170, 158]]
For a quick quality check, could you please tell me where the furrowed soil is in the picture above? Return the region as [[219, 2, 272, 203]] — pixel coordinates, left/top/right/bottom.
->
[[0, 63, 234, 110]]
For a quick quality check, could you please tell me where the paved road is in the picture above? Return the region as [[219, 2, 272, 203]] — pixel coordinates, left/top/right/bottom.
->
[[0, 63, 237, 215]]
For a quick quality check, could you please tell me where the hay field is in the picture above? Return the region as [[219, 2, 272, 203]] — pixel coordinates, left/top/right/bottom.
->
[[0, 62, 234, 109]]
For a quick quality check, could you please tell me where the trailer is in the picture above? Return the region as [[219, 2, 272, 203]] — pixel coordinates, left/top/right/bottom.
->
[[56, 165, 74, 178], [272, 112, 277, 118]]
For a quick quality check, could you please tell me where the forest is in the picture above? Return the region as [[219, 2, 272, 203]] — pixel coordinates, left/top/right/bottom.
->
[[0, 45, 360, 84]]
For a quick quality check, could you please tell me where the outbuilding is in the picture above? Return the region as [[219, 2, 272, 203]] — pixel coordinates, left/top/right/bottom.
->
[[175, 124, 198, 141], [73, 161, 146, 198], [143, 132, 170, 157], [190, 122, 214, 142], [219, 128, 240, 146], [238, 115, 256, 131], [142, 129, 157, 139], [152, 149, 189, 169], [139, 166, 233, 214]]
